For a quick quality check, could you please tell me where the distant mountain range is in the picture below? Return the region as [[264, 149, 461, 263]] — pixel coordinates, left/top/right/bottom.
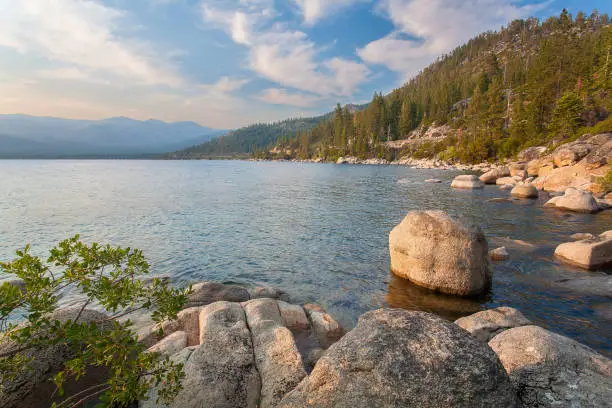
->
[[0, 114, 227, 157]]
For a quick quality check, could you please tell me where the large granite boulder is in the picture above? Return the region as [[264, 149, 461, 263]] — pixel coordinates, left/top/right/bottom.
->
[[544, 188, 600, 213], [451, 175, 485, 189], [186, 282, 250, 308], [580, 133, 612, 170], [0, 308, 110, 408], [489, 325, 612, 408], [389, 211, 491, 296], [554, 230, 612, 270], [527, 156, 553, 177], [279, 309, 518, 408], [480, 167, 510, 184], [510, 184, 539, 198], [169, 301, 260, 408], [455, 307, 531, 342]]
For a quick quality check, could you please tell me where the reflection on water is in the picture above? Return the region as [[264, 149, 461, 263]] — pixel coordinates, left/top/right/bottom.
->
[[0, 160, 610, 355], [385, 273, 486, 321]]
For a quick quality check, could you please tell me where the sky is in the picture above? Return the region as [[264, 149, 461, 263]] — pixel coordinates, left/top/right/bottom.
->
[[0, 0, 610, 129]]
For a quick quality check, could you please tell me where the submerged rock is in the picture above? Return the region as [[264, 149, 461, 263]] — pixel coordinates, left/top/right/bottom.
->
[[389, 210, 491, 296], [251, 286, 291, 302], [303, 304, 344, 348], [489, 325, 612, 408], [553, 275, 612, 297], [554, 230, 612, 270], [570, 232, 595, 241], [451, 174, 485, 189], [455, 307, 531, 342], [279, 309, 518, 408]]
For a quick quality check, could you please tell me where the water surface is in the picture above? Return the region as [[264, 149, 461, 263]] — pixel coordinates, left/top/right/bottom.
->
[[1, 160, 610, 355]]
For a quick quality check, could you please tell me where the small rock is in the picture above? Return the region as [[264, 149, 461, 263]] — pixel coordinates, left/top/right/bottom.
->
[[146, 331, 188, 356], [518, 146, 547, 162], [451, 174, 485, 189], [425, 178, 442, 183], [496, 176, 518, 186], [489, 247, 509, 261], [510, 184, 539, 198], [455, 307, 531, 342], [554, 230, 612, 270], [251, 286, 291, 302], [489, 325, 612, 408]]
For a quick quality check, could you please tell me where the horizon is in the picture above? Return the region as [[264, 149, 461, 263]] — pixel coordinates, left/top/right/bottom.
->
[[0, 0, 610, 130]]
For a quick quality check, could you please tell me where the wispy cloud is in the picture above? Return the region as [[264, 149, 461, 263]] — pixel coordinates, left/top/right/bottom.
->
[[201, 0, 370, 97], [293, 0, 368, 25], [359, 0, 547, 81], [256, 88, 323, 107]]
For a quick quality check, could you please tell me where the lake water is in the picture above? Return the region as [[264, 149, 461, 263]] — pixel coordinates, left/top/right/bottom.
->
[[1, 160, 611, 356]]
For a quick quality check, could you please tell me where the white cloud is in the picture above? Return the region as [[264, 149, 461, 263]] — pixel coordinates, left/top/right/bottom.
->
[[0, 0, 183, 87], [293, 0, 366, 25], [359, 0, 546, 81], [256, 88, 323, 107], [201, 1, 370, 97]]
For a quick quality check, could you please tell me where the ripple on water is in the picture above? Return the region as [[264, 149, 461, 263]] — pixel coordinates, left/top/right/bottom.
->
[[0, 160, 610, 356]]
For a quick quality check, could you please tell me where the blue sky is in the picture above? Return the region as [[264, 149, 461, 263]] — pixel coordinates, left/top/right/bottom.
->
[[0, 0, 609, 129]]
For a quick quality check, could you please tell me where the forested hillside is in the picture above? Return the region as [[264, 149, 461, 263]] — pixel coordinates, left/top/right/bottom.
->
[[262, 10, 611, 163]]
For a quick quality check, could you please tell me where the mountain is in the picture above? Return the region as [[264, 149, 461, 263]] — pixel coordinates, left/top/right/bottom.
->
[[0, 114, 226, 157], [170, 103, 370, 158], [261, 10, 611, 163]]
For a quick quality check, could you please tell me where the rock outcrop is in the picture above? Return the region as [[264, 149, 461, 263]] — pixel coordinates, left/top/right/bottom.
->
[[279, 309, 518, 408], [489, 325, 612, 408], [554, 230, 612, 270], [455, 307, 531, 342], [518, 146, 547, 162], [186, 281, 250, 308], [451, 174, 485, 189], [389, 211, 491, 296]]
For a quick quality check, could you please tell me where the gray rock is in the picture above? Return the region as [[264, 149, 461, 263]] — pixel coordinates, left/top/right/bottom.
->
[[140, 347, 195, 408], [244, 299, 306, 408], [553, 275, 612, 297], [489, 325, 612, 408], [0, 308, 110, 408], [172, 301, 260, 408], [455, 307, 531, 342], [279, 309, 518, 408], [251, 286, 291, 302], [389, 210, 491, 296], [425, 178, 442, 183], [451, 174, 485, 189], [545, 188, 601, 213], [553, 142, 593, 167], [186, 282, 250, 308], [518, 146, 547, 162]]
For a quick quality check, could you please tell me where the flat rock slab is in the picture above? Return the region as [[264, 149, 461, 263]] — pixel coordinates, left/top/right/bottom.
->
[[455, 307, 531, 342], [279, 309, 518, 408], [489, 325, 612, 408]]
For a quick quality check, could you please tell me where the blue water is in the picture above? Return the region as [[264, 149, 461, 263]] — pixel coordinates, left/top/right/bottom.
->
[[1, 160, 611, 355]]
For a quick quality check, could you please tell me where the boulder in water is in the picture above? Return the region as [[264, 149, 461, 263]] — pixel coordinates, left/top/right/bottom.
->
[[479, 167, 510, 184], [489, 246, 509, 261], [510, 184, 539, 198], [451, 175, 485, 189], [389, 210, 491, 296], [544, 188, 600, 213], [554, 230, 612, 270]]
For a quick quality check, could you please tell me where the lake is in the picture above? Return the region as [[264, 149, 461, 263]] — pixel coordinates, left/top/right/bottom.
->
[[1, 160, 611, 355]]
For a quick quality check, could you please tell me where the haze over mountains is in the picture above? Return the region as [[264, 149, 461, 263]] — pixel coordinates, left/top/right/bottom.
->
[[0, 115, 226, 157]]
